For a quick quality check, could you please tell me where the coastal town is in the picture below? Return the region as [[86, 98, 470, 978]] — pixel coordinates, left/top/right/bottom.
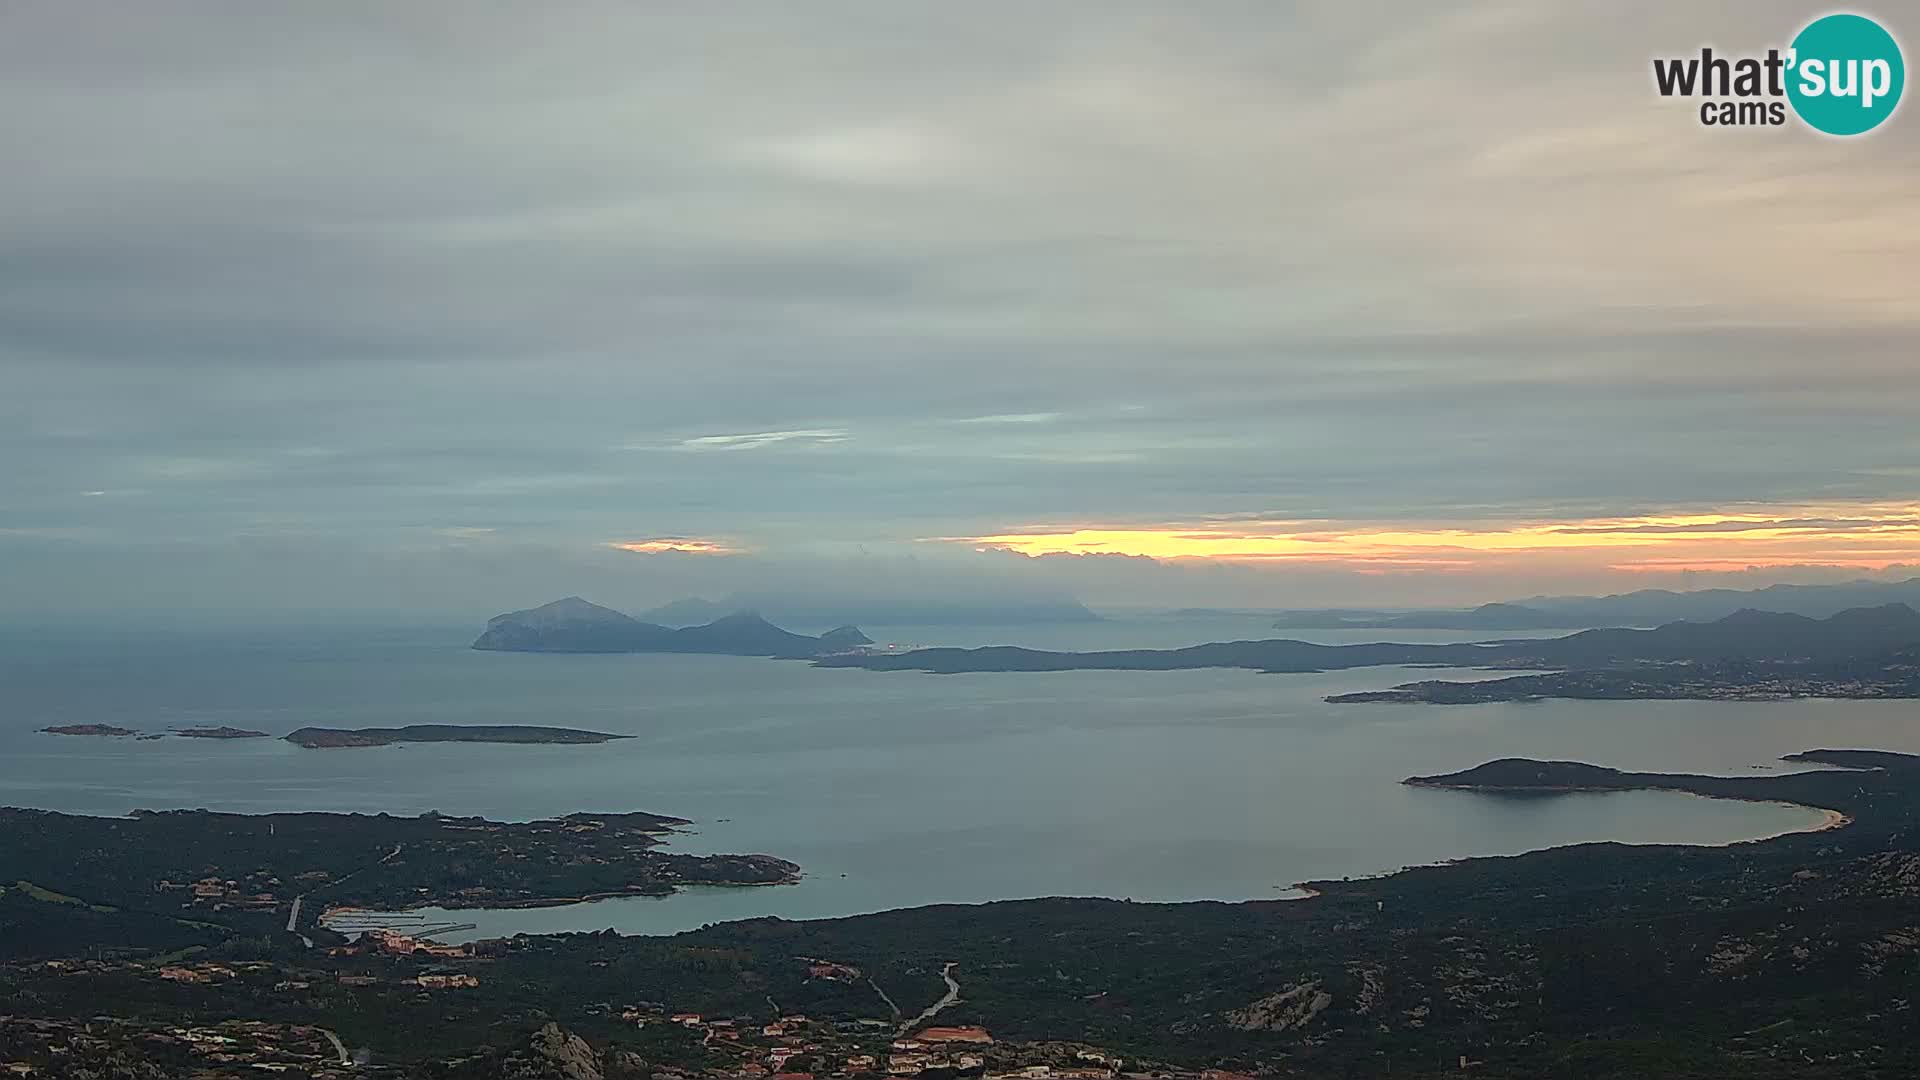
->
[[5, 939, 1220, 1080]]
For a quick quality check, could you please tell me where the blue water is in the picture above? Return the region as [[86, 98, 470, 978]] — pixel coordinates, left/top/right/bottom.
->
[[3, 614, 1906, 937]]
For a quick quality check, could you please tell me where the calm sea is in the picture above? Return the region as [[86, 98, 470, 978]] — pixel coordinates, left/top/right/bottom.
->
[[4, 612, 1912, 938]]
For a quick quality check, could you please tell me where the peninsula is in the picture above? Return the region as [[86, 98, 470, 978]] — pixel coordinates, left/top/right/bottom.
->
[[0, 804, 797, 958], [1327, 650, 1920, 704], [1403, 750, 1867, 818]]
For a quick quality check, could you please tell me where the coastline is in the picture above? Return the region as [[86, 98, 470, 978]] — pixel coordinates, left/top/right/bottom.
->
[[1406, 780, 1853, 846], [317, 867, 805, 931], [339, 789, 1834, 942]]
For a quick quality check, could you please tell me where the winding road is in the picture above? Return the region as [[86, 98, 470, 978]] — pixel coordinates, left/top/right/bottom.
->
[[317, 1027, 350, 1066], [895, 962, 960, 1037]]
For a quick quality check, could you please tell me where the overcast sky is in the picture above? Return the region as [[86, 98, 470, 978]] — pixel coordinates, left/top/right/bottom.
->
[[5, 2, 1919, 617]]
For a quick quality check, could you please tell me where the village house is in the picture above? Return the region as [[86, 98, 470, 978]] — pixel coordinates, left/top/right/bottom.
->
[[190, 878, 230, 899], [807, 961, 861, 981], [362, 929, 470, 959], [411, 973, 480, 989]]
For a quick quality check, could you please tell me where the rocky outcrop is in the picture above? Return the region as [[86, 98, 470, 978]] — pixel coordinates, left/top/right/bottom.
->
[[514, 1023, 602, 1080], [1226, 980, 1333, 1031]]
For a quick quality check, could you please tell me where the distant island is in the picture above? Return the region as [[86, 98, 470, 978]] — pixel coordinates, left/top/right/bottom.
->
[[820, 603, 1920, 705], [1270, 601, 1590, 631], [472, 596, 872, 657], [172, 725, 271, 739], [40, 723, 137, 737], [1274, 574, 1920, 630], [42, 722, 634, 748], [641, 593, 1102, 626], [285, 724, 631, 749], [820, 603, 1920, 673]]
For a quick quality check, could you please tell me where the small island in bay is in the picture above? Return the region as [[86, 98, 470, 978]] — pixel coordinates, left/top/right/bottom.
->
[[172, 725, 271, 739], [40, 723, 139, 737], [285, 724, 632, 748]]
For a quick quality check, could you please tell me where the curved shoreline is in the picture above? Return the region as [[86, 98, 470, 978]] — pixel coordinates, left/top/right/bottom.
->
[[349, 787, 1828, 942], [1413, 776, 1858, 837], [317, 868, 805, 930], [1275, 788, 1848, 902], [1404, 780, 1853, 845]]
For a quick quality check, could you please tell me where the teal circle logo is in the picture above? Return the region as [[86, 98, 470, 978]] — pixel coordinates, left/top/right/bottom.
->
[[1787, 13, 1905, 135]]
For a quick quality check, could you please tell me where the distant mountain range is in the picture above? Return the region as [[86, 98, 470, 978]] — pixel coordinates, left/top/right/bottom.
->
[[820, 603, 1920, 675], [1490, 602, 1920, 665], [1514, 577, 1920, 625], [637, 594, 1101, 627], [1269, 601, 1580, 630], [472, 597, 872, 657], [1271, 576, 1920, 630]]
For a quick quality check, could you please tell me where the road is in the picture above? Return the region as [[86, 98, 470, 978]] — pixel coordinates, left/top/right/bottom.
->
[[317, 1027, 350, 1066], [287, 841, 405, 944], [895, 962, 960, 1037], [868, 977, 902, 1021]]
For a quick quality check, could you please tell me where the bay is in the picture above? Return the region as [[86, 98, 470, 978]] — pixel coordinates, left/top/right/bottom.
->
[[2, 613, 1903, 939]]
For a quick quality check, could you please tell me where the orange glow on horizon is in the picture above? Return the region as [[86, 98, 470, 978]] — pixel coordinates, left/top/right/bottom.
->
[[945, 502, 1920, 571], [608, 538, 740, 555]]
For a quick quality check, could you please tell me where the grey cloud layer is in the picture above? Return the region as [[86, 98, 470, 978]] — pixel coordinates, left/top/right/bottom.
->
[[4, 1, 1918, 611]]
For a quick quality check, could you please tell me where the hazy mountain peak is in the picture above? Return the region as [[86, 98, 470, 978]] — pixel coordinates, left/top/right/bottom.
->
[[819, 624, 876, 649], [1716, 607, 1811, 625], [474, 598, 866, 658], [491, 596, 641, 627], [636, 597, 737, 626]]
